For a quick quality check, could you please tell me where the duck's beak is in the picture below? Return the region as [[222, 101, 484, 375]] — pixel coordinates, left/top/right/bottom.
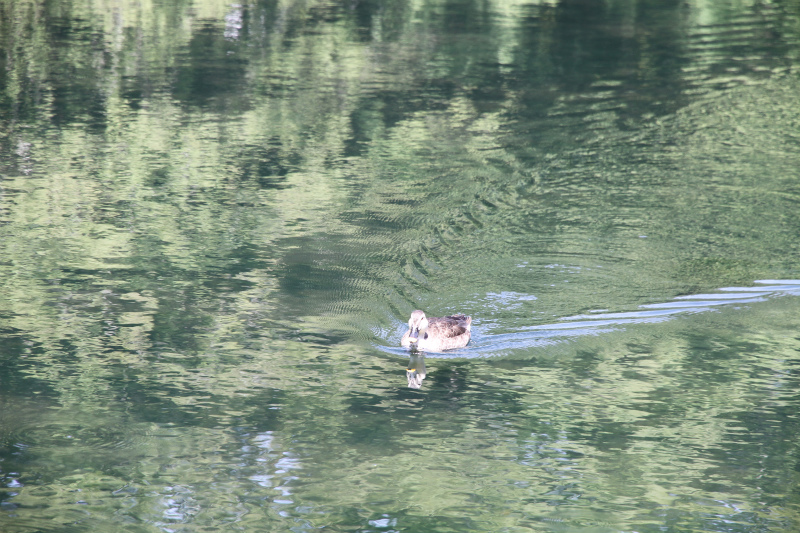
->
[[408, 327, 419, 342]]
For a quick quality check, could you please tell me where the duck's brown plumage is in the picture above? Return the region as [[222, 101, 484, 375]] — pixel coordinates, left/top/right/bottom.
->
[[401, 310, 472, 352]]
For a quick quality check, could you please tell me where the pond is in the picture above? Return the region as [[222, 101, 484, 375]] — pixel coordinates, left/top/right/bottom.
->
[[1, 0, 800, 532]]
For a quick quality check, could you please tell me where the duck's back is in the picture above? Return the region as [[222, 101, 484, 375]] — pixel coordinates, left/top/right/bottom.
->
[[428, 314, 471, 334], [421, 314, 471, 351]]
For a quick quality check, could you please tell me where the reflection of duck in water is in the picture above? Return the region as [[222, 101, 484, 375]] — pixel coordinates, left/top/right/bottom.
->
[[401, 310, 472, 352], [406, 353, 427, 389]]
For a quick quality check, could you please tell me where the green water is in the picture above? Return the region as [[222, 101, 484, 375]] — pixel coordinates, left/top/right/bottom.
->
[[2, 0, 800, 531]]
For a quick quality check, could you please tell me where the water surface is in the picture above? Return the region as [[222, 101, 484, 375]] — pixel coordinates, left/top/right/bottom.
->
[[1, 0, 800, 532]]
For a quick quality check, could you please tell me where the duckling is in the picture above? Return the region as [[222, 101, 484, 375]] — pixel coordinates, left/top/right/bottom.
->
[[401, 310, 472, 352]]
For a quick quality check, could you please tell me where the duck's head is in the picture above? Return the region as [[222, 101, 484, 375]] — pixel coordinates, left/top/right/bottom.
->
[[406, 310, 429, 343]]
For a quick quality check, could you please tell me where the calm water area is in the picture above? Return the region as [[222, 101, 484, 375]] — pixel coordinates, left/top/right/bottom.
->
[[2, 0, 800, 532]]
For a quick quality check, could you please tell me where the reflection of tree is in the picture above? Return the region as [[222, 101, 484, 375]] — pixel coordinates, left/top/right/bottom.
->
[[0, 2, 799, 529], [1, 0, 798, 366], [0, 0, 797, 392]]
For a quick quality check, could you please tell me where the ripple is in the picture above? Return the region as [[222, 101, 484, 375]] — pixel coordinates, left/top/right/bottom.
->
[[378, 281, 800, 358]]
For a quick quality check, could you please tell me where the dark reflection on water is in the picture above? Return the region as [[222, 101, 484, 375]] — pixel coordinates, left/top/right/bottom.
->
[[2, 0, 800, 532]]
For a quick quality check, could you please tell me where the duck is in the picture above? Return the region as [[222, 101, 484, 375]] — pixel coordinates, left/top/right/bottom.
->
[[401, 310, 472, 352]]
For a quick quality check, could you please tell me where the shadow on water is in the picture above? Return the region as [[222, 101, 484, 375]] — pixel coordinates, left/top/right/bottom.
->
[[381, 281, 800, 386]]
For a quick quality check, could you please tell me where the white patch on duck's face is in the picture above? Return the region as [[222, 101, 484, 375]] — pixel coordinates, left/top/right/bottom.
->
[[407, 313, 427, 342]]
